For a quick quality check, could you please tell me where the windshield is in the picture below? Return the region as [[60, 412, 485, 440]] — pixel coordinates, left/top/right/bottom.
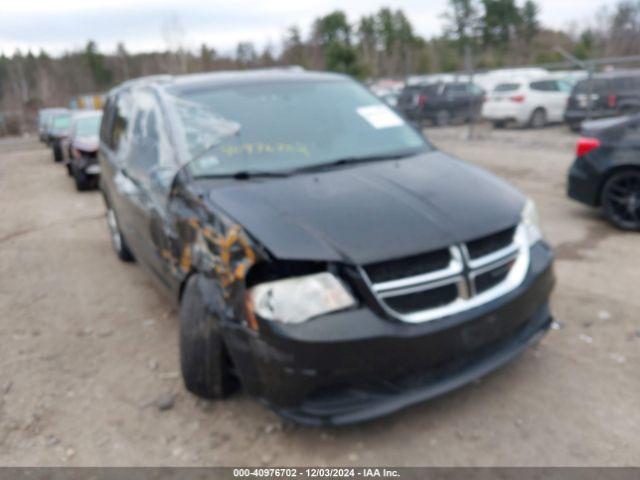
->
[[74, 115, 102, 137], [52, 115, 70, 132], [168, 79, 428, 177]]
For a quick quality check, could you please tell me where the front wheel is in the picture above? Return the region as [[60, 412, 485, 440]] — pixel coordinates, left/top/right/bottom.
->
[[52, 144, 63, 163], [105, 205, 135, 262], [179, 275, 237, 399], [72, 165, 93, 191], [601, 170, 640, 231]]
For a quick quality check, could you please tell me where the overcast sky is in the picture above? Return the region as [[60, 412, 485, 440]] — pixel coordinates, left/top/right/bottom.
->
[[0, 0, 605, 56]]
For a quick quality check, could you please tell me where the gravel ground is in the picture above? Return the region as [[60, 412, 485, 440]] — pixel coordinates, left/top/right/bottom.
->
[[0, 125, 638, 466]]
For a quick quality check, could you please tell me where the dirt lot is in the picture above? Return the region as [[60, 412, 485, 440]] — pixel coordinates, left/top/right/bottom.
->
[[0, 126, 638, 466]]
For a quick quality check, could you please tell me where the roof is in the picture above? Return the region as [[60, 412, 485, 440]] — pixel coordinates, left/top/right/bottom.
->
[[108, 68, 348, 96], [590, 68, 640, 79], [39, 107, 68, 114], [71, 109, 102, 119]]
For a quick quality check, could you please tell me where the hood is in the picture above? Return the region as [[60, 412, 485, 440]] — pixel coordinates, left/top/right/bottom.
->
[[202, 151, 525, 265], [72, 135, 99, 152]]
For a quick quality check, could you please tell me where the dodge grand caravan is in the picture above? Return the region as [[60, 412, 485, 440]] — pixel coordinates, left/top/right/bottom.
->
[[98, 69, 555, 425]]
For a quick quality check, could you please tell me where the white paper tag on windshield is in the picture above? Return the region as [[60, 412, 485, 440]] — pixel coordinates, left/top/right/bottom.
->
[[357, 105, 404, 129]]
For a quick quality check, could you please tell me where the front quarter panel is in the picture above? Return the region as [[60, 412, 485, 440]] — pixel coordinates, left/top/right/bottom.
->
[[167, 174, 263, 324]]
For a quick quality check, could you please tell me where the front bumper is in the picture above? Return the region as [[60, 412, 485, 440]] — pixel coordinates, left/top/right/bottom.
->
[[224, 242, 554, 426]]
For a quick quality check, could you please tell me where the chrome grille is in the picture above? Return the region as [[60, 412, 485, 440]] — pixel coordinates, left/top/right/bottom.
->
[[361, 224, 530, 324]]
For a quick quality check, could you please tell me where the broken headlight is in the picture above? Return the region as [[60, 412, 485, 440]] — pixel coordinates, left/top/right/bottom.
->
[[249, 272, 356, 324], [522, 198, 543, 246]]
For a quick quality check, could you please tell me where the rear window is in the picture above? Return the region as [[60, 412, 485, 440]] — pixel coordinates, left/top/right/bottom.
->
[[74, 115, 102, 137], [52, 115, 70, 131], [494, 83, 520, 92], [573, 79, 608, 95], [403, 84, 440, 95], [445, 83, 468, 95]]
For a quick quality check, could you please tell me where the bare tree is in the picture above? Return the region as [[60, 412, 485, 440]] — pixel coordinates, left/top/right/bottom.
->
[[161, 14, 188, 73]]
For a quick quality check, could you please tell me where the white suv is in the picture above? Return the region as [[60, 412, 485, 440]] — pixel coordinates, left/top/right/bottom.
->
[[482, 78, 572, 128]]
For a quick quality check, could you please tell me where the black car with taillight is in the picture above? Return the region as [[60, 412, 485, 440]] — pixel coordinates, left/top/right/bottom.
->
[[397, 81, 485, 126], [568, 114, 640, 230], [565, 70, 640, 132], [62, 110, 103, 190], [98, 69, 554, 425]]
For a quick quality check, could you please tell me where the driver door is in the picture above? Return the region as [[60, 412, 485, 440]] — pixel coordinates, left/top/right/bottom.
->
[[118, 89, 181, 291]]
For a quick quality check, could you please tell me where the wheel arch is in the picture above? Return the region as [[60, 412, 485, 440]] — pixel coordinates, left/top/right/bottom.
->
[[531, 106, 547, 116], [597, 164, 640, 206]]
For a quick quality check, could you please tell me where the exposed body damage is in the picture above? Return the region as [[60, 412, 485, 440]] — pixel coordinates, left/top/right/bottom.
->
[[168, 178, 258, 299], [164, 175, 302, 402], [98, 69, 555, 425]]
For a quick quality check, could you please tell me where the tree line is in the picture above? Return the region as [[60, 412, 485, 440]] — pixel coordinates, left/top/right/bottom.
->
[[1, 0, 640, 134]]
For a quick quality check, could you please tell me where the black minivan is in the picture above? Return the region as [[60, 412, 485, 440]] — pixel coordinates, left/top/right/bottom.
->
[[98, 69, 554, 425], [565, 70, 640, 132]]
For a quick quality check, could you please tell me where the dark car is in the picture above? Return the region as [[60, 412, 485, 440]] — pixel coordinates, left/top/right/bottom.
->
[[99, 69, 554, 426], [42, 109, 69, 146], [38, 108, 68, 143], [565, 70, 640, 132], [62, 110, 103, 190], [49, 111, 72, 162], [568, 115, 640, 230], [397, 81, 485, 126]]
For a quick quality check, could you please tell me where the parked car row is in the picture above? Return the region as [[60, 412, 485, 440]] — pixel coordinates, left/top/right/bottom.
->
[[395, 69, 640, 131], [38, 107, 103, 190]]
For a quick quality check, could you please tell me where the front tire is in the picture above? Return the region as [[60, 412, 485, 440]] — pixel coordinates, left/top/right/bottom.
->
[[72, 165, 94, 191], [52, 144, 63, 163], [179, 275, 237, 399], [105, 204, 135, 262], [601, 170, 640, 231]]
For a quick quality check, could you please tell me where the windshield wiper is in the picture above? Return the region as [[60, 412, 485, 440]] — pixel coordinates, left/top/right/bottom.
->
[[195, 170, 291, 180], [290, 151, 420, 175]]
